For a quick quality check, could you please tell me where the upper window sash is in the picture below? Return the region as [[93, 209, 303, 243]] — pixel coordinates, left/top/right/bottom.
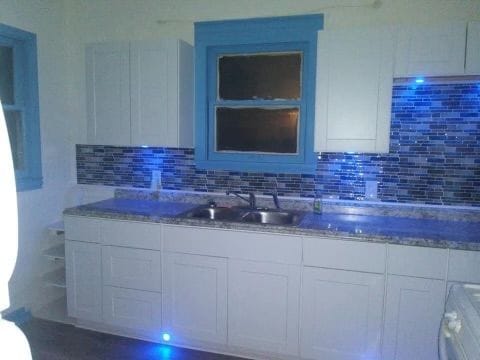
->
[[217, 51, 302, 101]]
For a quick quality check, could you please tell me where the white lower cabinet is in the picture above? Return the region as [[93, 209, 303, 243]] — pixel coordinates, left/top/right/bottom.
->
[[65, 240, 102, 322], [64, 218, 464, 360], [382, 275, 445, 360], [103, 286, 162, 333], [300, 267, 384, 360], [162, 252, 228, 346], [228, 259, 301, 356]]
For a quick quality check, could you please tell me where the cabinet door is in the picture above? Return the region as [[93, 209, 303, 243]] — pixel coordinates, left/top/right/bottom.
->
[[163, 252, 228, 345], [130, 40, 173, 146], [466, 21, 480, 75], [103, 286, 162, 334], [300, 267, 384, 360], [86, 43, 131, 145], [315, 27, 393, 153], [228, 260, 301, 356], [394, 22, 467, 76], [102, 246, 161, 292], [65, 240, 102, 322], [382, 275, 446, 360]]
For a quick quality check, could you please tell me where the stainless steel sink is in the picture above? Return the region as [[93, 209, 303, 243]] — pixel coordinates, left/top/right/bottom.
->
[[181, 206, 239, 221], [241, 210, 303, 226], [181, 205, 304, 226]]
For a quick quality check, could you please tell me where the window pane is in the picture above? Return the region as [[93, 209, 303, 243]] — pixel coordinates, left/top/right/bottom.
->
[[218, 53, 301, 100], [0, 46, 14, 105], [216, 107, 299, 153], [5, 110, 24, 170]]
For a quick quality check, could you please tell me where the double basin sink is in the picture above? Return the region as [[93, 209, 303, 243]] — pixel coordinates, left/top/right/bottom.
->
[[180, 205, 304, 226]]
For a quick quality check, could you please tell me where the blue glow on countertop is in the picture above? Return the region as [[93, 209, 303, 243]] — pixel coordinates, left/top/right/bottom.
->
[[71, 198, 480, 245], [77, 198, 196, 217], [301, 212, 480, 243]]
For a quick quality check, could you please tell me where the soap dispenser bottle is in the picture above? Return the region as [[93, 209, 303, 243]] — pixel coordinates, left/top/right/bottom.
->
[[313, 193, 322, 215]]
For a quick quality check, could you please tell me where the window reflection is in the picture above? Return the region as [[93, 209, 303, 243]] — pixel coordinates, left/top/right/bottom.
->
[[218, 53, 301, 100], [216, 107, 299, 154], [0, 46, 14, 105], [5, 111, 24, 170]]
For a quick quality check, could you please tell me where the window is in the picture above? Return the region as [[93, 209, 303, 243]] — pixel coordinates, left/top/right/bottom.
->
[[195, 15, 323, 173], [0, 23, 42, 191]]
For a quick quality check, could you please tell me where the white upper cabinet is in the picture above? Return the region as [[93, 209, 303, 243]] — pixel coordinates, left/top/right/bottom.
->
[[466, 21, 480, 75], [86, 39, 193, 147], [315, 27, 394, 153], [86, 43, 131, 145], [130, 40, 193, 147], [394, 21, 467, 77]]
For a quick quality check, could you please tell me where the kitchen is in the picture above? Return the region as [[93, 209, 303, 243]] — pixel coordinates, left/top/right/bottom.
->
[[0, 0, 479, 359]]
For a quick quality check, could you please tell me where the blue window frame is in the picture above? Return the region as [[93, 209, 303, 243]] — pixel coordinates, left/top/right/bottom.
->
[[0, 23, 42, 191], [195, 15, 323, 173]]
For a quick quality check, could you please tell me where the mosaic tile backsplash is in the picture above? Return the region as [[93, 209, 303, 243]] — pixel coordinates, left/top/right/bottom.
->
[[77, 83, 480, 206]]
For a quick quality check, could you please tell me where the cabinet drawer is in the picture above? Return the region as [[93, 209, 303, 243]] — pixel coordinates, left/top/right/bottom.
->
[[303, 236, 386, 273], [102, 246, 161, 292], [448, 250, 480, 283], [64, 216, 101, 243], [388, 245, 448, 279], [163, 225, 302, 264], [100, 219, 161, 250], [103, 286, 162, 333]]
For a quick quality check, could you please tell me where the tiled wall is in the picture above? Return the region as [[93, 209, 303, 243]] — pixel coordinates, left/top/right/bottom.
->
[[77, 83, 480, 206]]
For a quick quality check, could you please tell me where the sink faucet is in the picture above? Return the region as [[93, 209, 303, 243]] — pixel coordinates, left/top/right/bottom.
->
[[271, 187, 281, 209], [268, 180, 281, 209], [226, 191, 256, 209]]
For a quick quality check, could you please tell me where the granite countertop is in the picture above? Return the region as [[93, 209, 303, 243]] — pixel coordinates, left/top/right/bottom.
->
[[64, 197, 480, 251]]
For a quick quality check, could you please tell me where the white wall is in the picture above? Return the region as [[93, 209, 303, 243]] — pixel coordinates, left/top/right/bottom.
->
[[0, 0, 75, 311]]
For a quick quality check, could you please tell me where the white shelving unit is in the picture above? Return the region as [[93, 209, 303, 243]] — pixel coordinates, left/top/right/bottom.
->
[[42, 268, 66, 289], [34, 221, 74, 324], [35, 296, 71, 325]]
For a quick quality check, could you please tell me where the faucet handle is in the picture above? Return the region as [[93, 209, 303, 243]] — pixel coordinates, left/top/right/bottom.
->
[[248, 192, 256, 209]]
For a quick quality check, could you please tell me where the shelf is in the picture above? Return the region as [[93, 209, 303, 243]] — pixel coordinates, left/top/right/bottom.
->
[[34, 296, 74, 325], [43, 243, 65, 260], [48, 221, 64, 236], [43, 268, 66, 288]]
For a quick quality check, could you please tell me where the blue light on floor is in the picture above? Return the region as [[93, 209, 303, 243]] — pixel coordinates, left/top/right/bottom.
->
[[162, 333, 171, 342], [146, 344, 173, 359], [415, 77, 425, 84]]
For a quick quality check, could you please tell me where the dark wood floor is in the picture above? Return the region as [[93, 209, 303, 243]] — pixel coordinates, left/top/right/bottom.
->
[[19, 318, 248, 360]]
